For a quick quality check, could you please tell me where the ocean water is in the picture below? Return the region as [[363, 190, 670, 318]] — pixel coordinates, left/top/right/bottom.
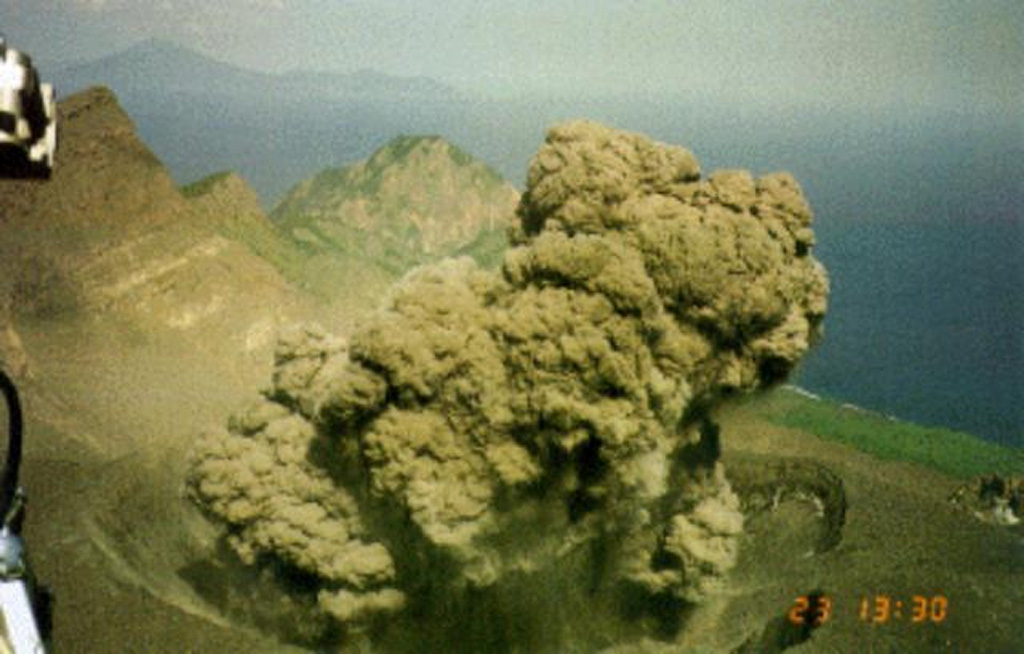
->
[[776, 114, 1022, 447], [795, 215, 1023, 447]]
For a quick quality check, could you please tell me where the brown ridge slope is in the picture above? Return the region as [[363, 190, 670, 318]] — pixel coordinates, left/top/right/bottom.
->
[[183, 172, 312, 300], [0, 86, 322, 456], [0, 87, 317, 652]]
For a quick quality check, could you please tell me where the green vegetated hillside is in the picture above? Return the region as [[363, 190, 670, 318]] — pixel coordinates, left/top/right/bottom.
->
[[182, 168, 393, 320], [183, 135, 519, 322], [752, 386, 1024, 479], [272, 134, 519, 269], [453, 224, 510, 269]]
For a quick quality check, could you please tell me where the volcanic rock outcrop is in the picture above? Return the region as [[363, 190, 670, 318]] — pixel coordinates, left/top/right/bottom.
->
[[188, 121, 829, 649]]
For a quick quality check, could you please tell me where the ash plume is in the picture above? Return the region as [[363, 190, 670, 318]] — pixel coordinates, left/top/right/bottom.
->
[[187, 121, 828, 650]]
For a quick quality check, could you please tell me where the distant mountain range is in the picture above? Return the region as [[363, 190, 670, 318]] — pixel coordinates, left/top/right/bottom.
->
[[50, 39, 471, 206], [55, 39, 459, 101]]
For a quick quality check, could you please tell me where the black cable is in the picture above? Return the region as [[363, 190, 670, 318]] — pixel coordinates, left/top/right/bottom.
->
[[0, 369, 22, 524], [0, 370, 49, 647]]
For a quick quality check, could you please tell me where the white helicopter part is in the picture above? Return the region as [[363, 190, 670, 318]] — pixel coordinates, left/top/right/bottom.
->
[[0, 580, 44, 654]]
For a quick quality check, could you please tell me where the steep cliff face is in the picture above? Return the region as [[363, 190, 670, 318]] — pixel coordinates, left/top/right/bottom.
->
[[272, 135, 519, 269], [0, 87, 312, 355], [0, 88, 343, 653], [0, 86, 189, 245], [0, 87, 323, 461]]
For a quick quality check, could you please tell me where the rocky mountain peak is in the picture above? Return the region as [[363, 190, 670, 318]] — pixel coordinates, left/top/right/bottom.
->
[[0, 85, 186, 238], [182, 171, 264, 218], [272, 134, 519, 260], [60, 85, 127, 128], [0, 86, 201, 322], [366, 135, 466, 167], [0, 88, 315, 384]]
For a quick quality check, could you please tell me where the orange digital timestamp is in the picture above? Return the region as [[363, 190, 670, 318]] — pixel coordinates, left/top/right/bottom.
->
[[787, 594, 948, 626], [787, 594, 833, 627], [858, 595, 948, 624]]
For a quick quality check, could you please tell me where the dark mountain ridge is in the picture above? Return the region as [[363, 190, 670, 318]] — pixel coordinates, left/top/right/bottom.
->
[[57, 39, 270, 95], [55, 38, 459, 101], [0, 86, 321, 449]]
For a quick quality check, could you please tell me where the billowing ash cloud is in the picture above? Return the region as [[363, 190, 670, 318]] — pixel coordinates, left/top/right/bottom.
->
[[188, 121, 828, 649]]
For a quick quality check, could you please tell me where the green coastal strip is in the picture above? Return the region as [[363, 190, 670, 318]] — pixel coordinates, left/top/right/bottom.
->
[[760, 387, 1024, 479]]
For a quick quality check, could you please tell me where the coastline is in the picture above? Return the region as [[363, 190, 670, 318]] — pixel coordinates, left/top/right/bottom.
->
[[757, 385, 1024, 480]]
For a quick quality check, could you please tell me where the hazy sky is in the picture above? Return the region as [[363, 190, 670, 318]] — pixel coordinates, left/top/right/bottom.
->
[[2, 0, 1021, 114]]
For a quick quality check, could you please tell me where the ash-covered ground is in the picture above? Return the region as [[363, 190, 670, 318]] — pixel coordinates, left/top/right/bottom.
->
[[187, 121, 828, 651]]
